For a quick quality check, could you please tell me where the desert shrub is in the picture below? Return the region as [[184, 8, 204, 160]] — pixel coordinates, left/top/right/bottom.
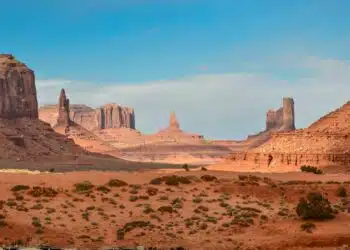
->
[[296, 192, 335, 220], [107, 179, 128, 187], [96, 185, 111, 194], [300, 165, 322, 174], [171, 198, 183, 209], [300, 222, 316, 233], [32, 217, 42, 227], [11, 185, 30, 192], [192, 197, 203, 204], [336, 186, 347, 197], [150, 177, 162, 185], [28, 186, 58, 197], [139, 195, 149, 200], [200, 175, 217, 182], [129, 195, 138, 202], [201, 166, 208, 171], [165, 175, 191, 185], [74, 181, 94, 193], [158, 206, 174, 213], [143, 206, 155, 214], [146, 187, 158, 196], [183, 164, 190, 171], [150, 175, 191, 186]]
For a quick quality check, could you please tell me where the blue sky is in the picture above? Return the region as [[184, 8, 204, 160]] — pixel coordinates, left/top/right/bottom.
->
[[1, 0, 350, 139]]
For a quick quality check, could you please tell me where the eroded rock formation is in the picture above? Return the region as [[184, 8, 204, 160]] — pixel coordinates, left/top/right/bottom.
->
[[40, 103, 136, 131], [226, 101, 350, 168], [265, 97, 295, 132], [56, 88, 71, 128], [0, 54, 38, 119], [0, 54, 88, 160], [157, 112, 203, 140]]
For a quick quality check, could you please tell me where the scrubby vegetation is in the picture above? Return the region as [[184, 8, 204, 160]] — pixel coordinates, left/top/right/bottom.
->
[[11, 185, 30, 192], [74, 181, 94, 193], [107, 179, 128, 187], [200, 175, 217, 182], [300, 165, 323, 174], [336, 186, 347, 197], [150, 175, 192, 186], [28, 186, 58, 197], [296, 192, 335, 220]]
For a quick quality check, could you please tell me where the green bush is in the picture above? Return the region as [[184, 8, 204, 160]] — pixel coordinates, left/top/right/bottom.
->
[[300, 165, 322, 174], [296, 192, 335, 220]]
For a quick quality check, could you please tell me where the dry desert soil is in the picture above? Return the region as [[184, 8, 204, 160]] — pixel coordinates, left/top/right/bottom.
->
[[0, 162, 349, 250]]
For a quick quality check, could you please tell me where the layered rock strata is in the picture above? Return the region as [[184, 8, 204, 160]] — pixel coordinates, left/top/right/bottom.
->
[[226, 101, 350, 168], [40, 103, 135, 131]]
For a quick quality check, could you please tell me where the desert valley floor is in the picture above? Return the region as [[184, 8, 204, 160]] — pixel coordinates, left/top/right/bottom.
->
[[0, 164, 349, 250]]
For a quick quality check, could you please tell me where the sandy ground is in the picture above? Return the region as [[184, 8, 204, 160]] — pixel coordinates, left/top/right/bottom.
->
[[0, 165, 349, 250]]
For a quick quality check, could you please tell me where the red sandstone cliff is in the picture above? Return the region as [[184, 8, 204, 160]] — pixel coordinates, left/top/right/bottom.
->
[[40, 103, 135, 131], [0, 54, 38, 119], [0, 54, 87, 161]]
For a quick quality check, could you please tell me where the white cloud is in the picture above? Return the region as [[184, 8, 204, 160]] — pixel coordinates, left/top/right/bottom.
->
[[36, 56, 350, 140]]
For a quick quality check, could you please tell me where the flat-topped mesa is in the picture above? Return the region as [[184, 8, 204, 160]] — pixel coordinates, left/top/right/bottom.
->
[[70, 103, 136, 131], [265, 97, 295, 132], [56, 88, 71, 128], [99, 103, 135, 129], [0, 54, 38, 119]]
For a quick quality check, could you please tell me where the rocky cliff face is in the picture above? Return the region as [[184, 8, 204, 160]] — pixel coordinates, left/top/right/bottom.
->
[[0, 55, 89, 161], [0, 54, 38, 119]]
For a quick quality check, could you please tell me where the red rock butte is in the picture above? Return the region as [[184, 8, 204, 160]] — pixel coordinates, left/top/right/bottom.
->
[[0, 54, 38, 119], [0, 54, 88, 161]]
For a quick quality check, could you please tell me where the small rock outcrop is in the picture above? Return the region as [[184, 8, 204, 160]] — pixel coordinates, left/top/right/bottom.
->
[[56, 88, 71, 128], [0, 54, 38, 119]]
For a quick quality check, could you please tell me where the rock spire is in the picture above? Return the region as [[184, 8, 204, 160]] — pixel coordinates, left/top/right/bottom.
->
[[56, 88, 71, 129]]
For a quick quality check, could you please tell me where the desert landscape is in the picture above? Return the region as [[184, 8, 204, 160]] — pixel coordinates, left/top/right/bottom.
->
[[0, 54, 350, 250]]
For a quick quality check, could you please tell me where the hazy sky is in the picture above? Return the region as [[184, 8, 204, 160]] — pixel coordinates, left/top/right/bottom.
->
[[1, 0, 350, 139]]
